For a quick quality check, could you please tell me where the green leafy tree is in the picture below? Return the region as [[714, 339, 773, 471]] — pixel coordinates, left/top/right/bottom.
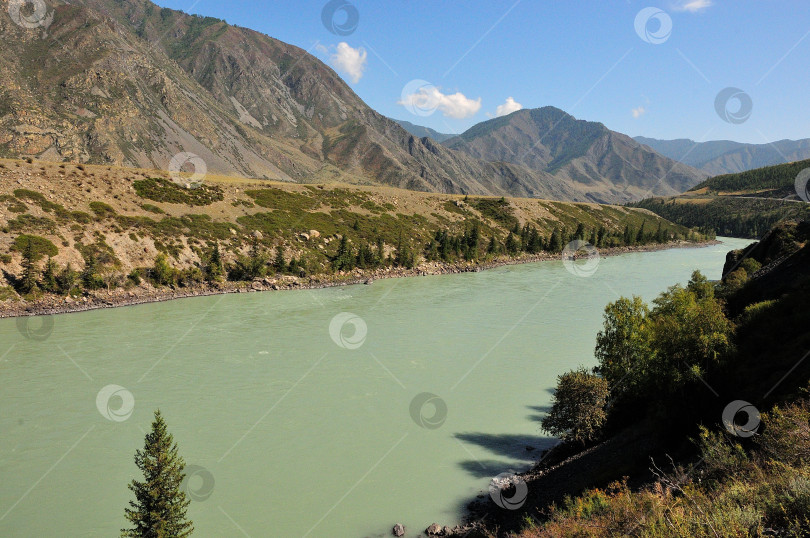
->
[[541, 368, 609, 445], [122, 410, 193, 538], [648, 273, 732, 390], [151, 254, 176, 287], [594, 296, 652, 401]]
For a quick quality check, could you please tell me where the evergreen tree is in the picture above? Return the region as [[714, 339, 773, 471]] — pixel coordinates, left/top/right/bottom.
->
[[20, 239, 39, 294], [332, 235, 355, 271], [82, 254, 104, 290], [122, 410, 193, 538], [575, 222, 586, 241], [376, 237, 385, 265], [505, 232, 520, 255], [597, 226, 606, 247], [548, 227, 562, 253], [57, 263, 78, 294], [486, 236, 499, 256], [206, 244, 224, 282], [41, 257, 58, 293], [273, 245, 286, 274], [394, 232, 414, 268]]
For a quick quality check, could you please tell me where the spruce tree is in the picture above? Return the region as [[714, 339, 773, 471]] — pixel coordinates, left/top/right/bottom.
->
[[206, 244, 224, 282], [41, 257, 58, 293], [19, 239, 39, 294], [122, 410, 193, 538], [273, 245, 286, 274]]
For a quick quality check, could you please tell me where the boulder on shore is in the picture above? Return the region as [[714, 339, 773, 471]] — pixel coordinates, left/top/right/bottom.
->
[[426, 522, 442, 535], [392, 523, 405, 536]]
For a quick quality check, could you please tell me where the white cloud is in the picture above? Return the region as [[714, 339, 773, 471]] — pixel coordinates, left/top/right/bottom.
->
[[398, 86, 482, 119], [632, 106, 646, 118], [495, 97, 523, 117], [330, 42, 367, 84], [673, 0, 712, 12]]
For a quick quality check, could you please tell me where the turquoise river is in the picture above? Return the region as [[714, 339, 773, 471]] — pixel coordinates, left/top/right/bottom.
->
[[0, 237, 752, 537]]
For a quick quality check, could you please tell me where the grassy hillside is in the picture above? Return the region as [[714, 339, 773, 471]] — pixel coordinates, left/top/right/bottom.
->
[[0, 158, 704, 308], [632, 159, 810, 238]]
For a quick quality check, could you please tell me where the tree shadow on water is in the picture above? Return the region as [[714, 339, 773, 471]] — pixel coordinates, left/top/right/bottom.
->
[[526, 404, 552, 423], [454, 432, 558, 478]]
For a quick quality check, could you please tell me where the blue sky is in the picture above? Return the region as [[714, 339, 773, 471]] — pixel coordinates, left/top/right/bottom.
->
[[155, 0, 810, 144]]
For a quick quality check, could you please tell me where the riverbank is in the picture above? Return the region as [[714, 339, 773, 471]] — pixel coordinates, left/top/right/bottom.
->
[[0, 239, 719, 319]]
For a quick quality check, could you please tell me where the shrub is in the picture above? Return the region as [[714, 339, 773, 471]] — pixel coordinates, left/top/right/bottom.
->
[[11, 234, 58, 261], [756, 399, 810, 467]]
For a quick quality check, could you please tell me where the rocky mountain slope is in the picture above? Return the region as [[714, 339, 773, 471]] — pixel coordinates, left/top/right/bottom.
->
[[635, 136, 810, 176], [392, 119, 457, 143], [444, 108, 707, 202], [1, 0, 702, 203]]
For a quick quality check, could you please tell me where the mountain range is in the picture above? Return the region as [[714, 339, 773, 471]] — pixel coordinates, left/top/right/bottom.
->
[[0, 0, 707, 203], [634, 136, 810, 176]]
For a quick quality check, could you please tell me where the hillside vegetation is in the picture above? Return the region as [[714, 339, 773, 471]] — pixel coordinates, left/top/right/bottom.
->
[[632, 159, 810, 238], [475, 219, 810, 537], [0, 158, 704, 310]]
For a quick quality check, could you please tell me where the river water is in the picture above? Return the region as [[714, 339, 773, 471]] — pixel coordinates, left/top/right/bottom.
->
[[0, 238, 751, 537]]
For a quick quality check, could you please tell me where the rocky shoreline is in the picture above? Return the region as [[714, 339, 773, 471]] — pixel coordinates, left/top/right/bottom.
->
[[0, 240, 719, 319]]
